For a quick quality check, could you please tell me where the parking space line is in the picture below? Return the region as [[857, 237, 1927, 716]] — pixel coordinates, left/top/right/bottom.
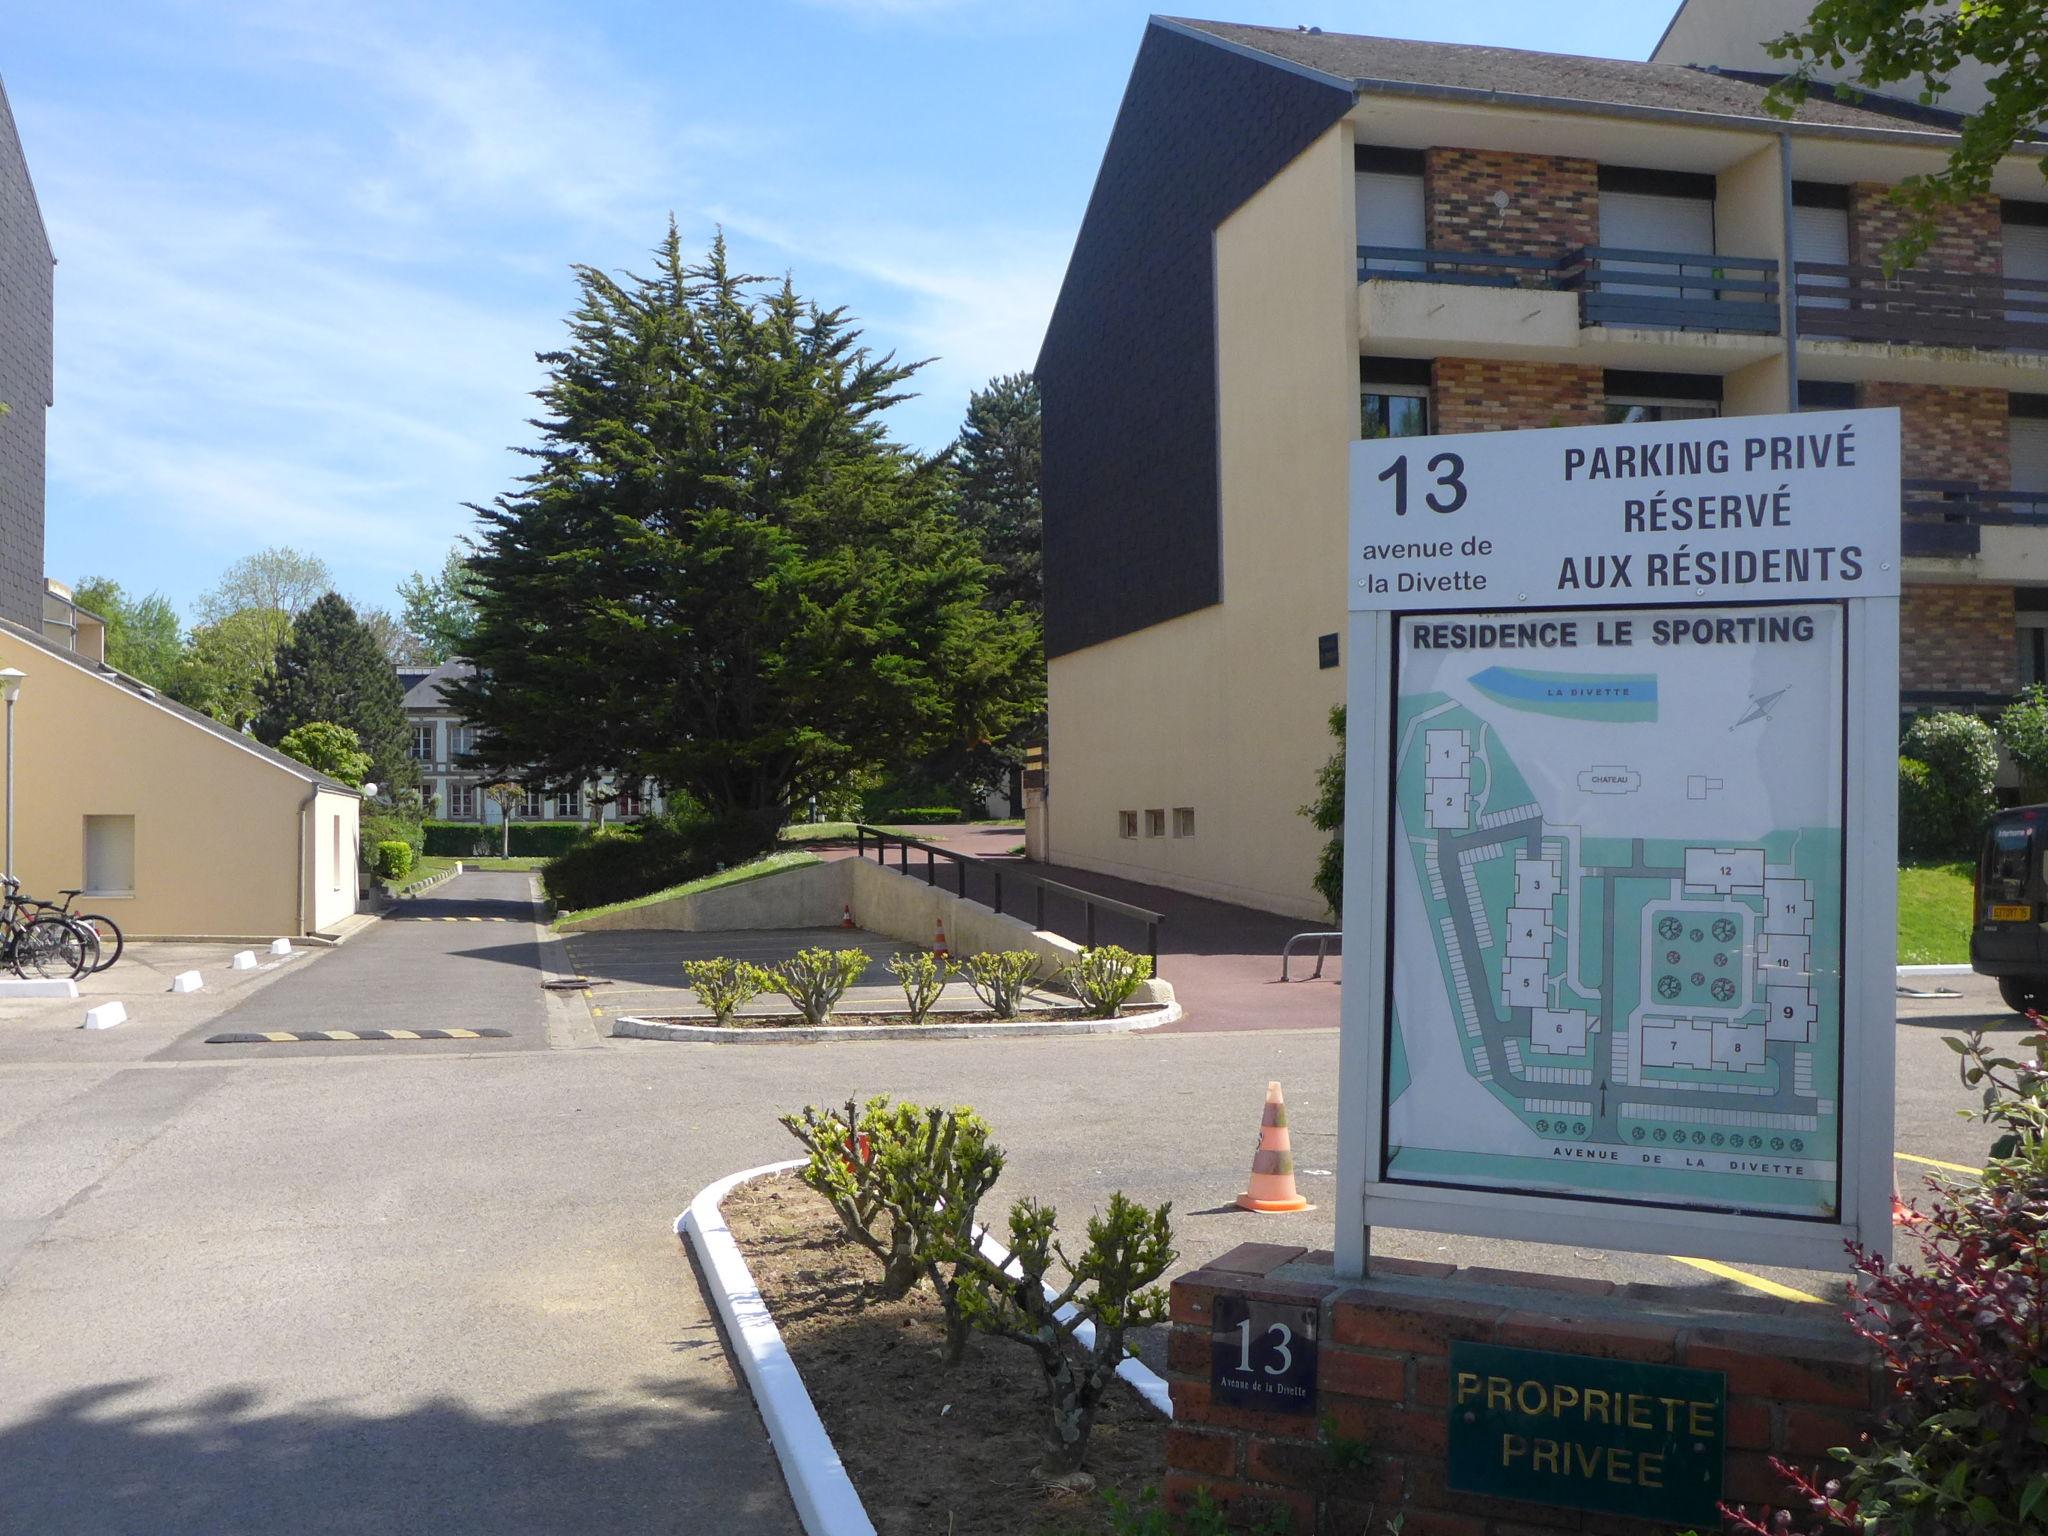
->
[[1666, 1254, 1825, 1304], [1895, 1150, 1981, 1176]]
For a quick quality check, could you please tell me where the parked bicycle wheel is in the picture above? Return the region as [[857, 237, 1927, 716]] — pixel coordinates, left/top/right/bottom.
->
[[20, 915, 95, 979], [73, 912, 123, 972]]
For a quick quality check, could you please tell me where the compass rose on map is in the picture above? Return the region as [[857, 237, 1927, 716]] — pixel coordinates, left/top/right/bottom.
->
[[1730, 686, 1790, 730]]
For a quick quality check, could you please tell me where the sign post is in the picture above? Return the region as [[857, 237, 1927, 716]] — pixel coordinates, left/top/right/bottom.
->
[[1335, 409, 1900, 1277]]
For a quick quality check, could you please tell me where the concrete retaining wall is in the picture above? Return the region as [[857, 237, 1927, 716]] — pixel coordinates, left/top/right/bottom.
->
[[561, 859, 843, 932]]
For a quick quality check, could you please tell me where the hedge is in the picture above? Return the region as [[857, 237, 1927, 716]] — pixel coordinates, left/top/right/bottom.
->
[[424, 820, 592, 858]]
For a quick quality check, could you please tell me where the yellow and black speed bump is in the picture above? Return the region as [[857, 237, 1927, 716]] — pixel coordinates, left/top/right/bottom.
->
[[204, 1028, 512, 1045]]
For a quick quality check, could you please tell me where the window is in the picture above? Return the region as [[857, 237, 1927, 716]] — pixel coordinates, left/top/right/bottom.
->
[[1798, 381, 1858, 412], [1793, 184, 1850, 311], [2006, 202, 2048, 331], [449, 782, 478, 819], [408, 723, 434, 762], [83, 815, 136, 896], [520, 788, 546, 819], [1362, 357, 1432, 441], [554, 789, 582, 820], [1173, 807, 1196, 839], [1318, 632, 1340, 670], [1144, 809, 1166, 839], [1604, 398, 1717, 426], [616, 782, 645, 818], [447, 724, 475, 760], [1604, 370, 1719, 426], [2014, 397, 2048, 496], [2019, 618, 2048, 690], [1118, 811, 1137, 840], [1355, 145, 1425, 276]]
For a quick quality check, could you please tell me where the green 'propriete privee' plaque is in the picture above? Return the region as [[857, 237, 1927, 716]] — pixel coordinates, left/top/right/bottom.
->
[[1446, 1341, 1726, 1526]]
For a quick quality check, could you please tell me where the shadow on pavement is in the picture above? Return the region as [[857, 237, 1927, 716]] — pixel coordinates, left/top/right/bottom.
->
[[0, 1376, 792, 1536]]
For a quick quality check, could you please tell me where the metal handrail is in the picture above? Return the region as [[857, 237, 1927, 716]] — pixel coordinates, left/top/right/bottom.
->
[[852, 825, 1164, 974], [1281, 931, 1342, 982]]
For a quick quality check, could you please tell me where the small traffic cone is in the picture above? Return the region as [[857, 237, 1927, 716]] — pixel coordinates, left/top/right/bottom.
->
[[1237, 1081, 1312, 1213], [933, 917, 950, 958], [841, 903, 855, 929]]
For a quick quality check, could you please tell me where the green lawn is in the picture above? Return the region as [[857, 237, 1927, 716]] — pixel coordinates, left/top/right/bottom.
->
[[1898, 860, 1974, 965], [778, 818, 1024, 844], [553, 850, 821, 927]]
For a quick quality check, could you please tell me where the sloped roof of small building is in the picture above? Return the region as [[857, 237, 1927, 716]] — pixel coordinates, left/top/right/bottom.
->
[[401, 658, 473, 712]]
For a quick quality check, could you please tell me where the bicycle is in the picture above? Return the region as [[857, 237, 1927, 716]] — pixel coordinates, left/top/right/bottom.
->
[[0, 876, 96, 979], [24, 888, 123, 972]]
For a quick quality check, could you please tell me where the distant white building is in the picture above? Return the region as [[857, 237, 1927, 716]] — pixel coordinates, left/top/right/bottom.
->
[[398, 661, 670, 825]]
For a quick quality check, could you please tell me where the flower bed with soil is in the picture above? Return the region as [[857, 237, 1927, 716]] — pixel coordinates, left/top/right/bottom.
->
[[643, 1004, 1168, 1029], [721, 1171, 1167, 1535]]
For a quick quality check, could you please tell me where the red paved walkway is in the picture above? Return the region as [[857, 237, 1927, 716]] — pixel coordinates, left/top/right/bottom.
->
[[818, 825, 1339, 1032]]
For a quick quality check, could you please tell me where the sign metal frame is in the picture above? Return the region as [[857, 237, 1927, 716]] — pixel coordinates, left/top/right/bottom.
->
[[1333, 410, 1899, 1277]]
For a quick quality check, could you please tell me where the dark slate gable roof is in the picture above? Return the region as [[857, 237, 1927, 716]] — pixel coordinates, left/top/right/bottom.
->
[[1164, 18, 1969, 137], [401, 658, 474, 712]]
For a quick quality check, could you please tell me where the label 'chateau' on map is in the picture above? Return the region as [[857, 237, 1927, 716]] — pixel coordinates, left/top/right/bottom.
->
[[1386, 603, 1844, 1218]]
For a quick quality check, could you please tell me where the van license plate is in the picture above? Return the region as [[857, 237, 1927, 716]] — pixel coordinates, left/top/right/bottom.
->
[[1991, 903, 2033, 922]]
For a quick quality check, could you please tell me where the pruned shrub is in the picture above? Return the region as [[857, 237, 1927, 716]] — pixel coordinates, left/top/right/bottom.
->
[[1727, 1027, 2048, 1536], [1063, 945, 1153, 1017], [682, 958, 772, 1025], [771, 947, 871, 1025], [371, 840, 414, 880], [1999, 684, 2048, 803], [961, 950, 1040, 1018], [951, 1192, 1177, 1477], [888, 951, 952, 1024], [1900, 711, 1998, 861]]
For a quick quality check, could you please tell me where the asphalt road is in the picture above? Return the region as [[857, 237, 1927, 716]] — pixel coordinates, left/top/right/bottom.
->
[[0, 873, 2018, 1534]]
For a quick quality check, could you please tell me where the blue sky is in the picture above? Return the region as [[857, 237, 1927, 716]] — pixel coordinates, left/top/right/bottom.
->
[[11, 1, 1674, 623]]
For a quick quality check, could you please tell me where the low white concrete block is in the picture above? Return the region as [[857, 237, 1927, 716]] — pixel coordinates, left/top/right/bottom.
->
[[230, 950, 258, 971], [268, 938, 293, 957], [0, 977, 79, 999], [170, 970, 204, 994], [82, 1001, 128, 1030]]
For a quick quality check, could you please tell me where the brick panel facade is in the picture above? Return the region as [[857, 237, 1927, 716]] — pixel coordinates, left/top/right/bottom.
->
[[1165, 1244, 1885, 1536], [1848, 183, 2001, 274], [1426, 149, 1599, 264], [1433, 358, 1605, 434], [1864, 381, 2009, 488], [1902, 584, 2017, 696]]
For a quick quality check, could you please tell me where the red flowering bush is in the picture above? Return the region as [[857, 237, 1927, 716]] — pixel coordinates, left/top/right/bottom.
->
[[1724, 1027, 2048, 1536]]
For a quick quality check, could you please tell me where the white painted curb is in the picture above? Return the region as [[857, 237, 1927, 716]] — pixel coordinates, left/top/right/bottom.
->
[[170, 970, 204, 994], [680, 1160, 1178, 1536], [682, 1159, 876, 1536], [82, 1001, 127, 1030], [229, 950, 258, 971], [619, 1000, 1180, 1045], [269, 938, 294, 957], [0, 976, 79, 998], [1897, 963, 1971, 977]]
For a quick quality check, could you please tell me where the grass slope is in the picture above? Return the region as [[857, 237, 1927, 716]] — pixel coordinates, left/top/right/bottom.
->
[[553, 850, 820, 927], [1898, 860, 1974, 965]]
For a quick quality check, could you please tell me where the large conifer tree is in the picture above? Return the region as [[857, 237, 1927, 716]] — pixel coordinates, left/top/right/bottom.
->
[[950, 372, 1041, 616], [447, 228, 1041, 859], [254, 592, 416, 792]]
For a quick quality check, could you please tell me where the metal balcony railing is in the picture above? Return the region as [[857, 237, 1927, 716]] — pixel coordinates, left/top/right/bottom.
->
[[1796, 262, 2048, 351], [1902, 479, 2048, 558], [1356, 245, 1561, 287], [1359, 245, 1782, 335]]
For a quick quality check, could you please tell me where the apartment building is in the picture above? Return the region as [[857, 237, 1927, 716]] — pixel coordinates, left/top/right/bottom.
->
[[0, 77, 51, 631], [400, 660, 670, 825], [1037, 9, 2048, 920]]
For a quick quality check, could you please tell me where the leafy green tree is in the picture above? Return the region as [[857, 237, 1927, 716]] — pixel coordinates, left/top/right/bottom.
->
[[483, 781, 524, 858], [448, 227, 1042, 862], [277, 721, 372, 787], [253, 592, 417, 793], [167, 608, 281, 730], [356, 605, 432, 667], [1998, 685, 2048, 801], [951, 372, 1041, 615], [1765, 1, 2048, 268], [70, 576, 182, 688], [1900, 710, 1998, 860], [1301, 705, 1345, 918], [397, 547, 482, 664], [194, 546, 333, 658]]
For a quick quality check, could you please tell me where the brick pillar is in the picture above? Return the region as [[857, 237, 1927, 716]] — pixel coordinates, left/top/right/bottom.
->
[[1848, 183, 2001, 274], [1902, 584, 2018, 696], [1864, 382, 2010, 490], [1165, 1243, 1884, 1535], [1425, 149, 1598, 261], [1433, 358, 1605, 435]]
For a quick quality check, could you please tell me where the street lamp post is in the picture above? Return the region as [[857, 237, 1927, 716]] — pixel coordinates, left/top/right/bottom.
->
[[0, 668, 25, 880]]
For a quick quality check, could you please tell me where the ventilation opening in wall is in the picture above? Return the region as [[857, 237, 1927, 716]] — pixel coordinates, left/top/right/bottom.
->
[[1144, 809, 1166, 838], [1118, 810, 1138, 840], [1173, 807, 1196, 838]]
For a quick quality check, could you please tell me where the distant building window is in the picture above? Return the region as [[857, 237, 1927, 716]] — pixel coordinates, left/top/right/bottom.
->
[[449, 782, 479, 819], [554, 790, 582, 820], [409, 724, 434, 761], [447, 725, 476, 760], [1173, 807, 1196, 838], [1118, 811, 1138, 840], [84, 815, 136, 896], [1144, 809, 1166, 838], [520, 788, 546, 819], [616, 783, 645, 818], [1362, 390, 1429, 440]]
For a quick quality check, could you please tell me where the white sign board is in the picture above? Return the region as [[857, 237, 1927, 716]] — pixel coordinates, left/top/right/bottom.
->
[[1335, 410, 1899, 1277]]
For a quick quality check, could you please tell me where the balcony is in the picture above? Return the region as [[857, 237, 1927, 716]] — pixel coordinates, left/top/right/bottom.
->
[[1903, 479, 2048, 563], [1357, 245, 1782, 336], [1796, 264, 2048, 353]]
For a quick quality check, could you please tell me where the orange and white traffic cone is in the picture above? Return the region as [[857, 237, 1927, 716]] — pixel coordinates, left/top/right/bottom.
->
[[841, 903, 855, 929], [1237, 1081, 1312, 1213], [933, 918, 950, 958]]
